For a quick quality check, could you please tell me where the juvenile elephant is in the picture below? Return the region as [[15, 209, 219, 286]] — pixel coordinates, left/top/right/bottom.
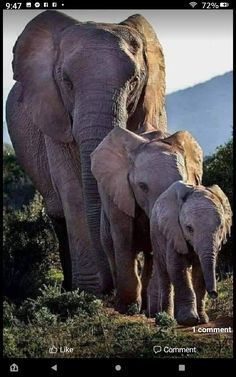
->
[[149, 181, 232, 325], [91, 126, 203, 313], [6, 11, 166, 293]]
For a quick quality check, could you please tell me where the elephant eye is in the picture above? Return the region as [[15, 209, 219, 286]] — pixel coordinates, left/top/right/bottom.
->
[[186, 225, 194, 233], [138, 182, 149, 193], [63, 73, 73, 90]]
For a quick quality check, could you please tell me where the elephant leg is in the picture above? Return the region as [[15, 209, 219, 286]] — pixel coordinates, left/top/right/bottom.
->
[[141, 252, 153, 311], [192, 258, 209, 324], [167, 250, 199, 326], [49, 216, 72, 290], [147, 258, 173, 317], [100, 209, 116, 288], [44, 136, 101, 292], [6, 87, 73, 289], [110, 211, 141, 314]]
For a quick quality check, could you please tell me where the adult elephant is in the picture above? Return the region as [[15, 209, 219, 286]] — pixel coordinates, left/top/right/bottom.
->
[[6, 11, 166, 293]]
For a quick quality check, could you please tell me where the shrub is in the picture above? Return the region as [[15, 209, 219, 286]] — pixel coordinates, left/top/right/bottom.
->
[[15, 285, 103, 324], [39, 286, 103, 319], [3, 143, 35, 210], [203, 139, 233, 276], [3, 281, 233, 358], [3, 301, 17, 327], [126, 303, 140, 315], [155, 312, 177, 328], [3, 194, 59, 301]]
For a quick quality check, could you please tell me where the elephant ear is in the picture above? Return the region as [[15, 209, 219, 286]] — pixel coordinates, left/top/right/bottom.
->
[[121, 14, 166, 131], [91, 127, 147, 217], [12, 10, 77, 142], [152, 181, 194, 254], [206, 185, 232, 242], [162, 131, 203, 185]]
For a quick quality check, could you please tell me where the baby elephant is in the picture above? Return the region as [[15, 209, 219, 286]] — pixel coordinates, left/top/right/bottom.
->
[[149, 180, 232, 326], [91, 126, 203, 314]]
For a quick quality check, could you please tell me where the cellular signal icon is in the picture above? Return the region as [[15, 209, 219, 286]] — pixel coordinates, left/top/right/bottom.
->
[[189, 1, 198, 7]]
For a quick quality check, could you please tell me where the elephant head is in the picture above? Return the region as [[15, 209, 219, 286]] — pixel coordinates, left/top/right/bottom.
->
[[151, 181, 232, 297], [12, 11, 166, 291], [91, 126, 203, 219]]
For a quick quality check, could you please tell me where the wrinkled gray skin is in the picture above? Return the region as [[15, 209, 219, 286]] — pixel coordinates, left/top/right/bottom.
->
[[149, 181, 232, 325], [91, 126, 203, 313], [6, 11, 167, 293]]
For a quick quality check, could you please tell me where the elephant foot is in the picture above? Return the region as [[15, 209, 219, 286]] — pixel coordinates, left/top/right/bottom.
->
[[198, 312, 209, 324], [176, 308, 200, 326]]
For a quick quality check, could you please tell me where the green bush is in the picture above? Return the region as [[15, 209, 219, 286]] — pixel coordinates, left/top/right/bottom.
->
[[3, 143, 35, 210], [3, 285, 105, 357], [3, 193, 59, 301], [37, 285, 103, 320], [203, 138, 233, 276], [15, 285, 103, 324], [203, 139, 232, 203], [3, 328, 20, 358], [3, 301, 17, 327], [155, 312, 177, 328], [126, 303, 140, 315], [41, 290, 103, 319], [3, 145, 61, 301], [3, 281, 233, 358]]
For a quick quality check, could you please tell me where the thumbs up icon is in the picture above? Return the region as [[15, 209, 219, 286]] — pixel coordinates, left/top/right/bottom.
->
[[49, 345, 58, 354]]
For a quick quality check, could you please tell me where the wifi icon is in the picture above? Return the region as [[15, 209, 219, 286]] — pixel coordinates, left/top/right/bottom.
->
[[189, 1, 198, 7]]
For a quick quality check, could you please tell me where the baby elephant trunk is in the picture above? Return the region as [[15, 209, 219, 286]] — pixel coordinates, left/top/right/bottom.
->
[[199, 254, 218, 299]]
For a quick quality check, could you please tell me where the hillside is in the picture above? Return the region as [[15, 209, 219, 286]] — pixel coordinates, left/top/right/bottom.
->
[[166, 71, 233, 156]]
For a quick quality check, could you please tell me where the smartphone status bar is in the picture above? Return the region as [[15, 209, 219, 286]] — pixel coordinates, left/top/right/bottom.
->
[[3, 1, 234, 10]]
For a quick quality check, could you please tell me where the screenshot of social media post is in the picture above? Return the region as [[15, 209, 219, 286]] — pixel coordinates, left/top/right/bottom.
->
[[3, 6, 233, 360]]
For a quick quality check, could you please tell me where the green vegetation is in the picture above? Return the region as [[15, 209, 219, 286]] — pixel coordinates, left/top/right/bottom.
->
[[3, 193, 59, 301], [3, 278, 233, 358], [155, 312, 177, 328], [203, 138, 233, 276], [203, 138, 232, 203], [3, 144, 35, 210], [3, 141, 233, 359], [207, 274, 233, 319]]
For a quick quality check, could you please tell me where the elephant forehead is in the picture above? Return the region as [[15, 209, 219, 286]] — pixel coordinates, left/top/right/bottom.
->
[[182, 194, 222, 223], [60, 24, 134, 52], [133, 149, 183, 179], [134, 145, 182, 168], [193, 188, 224, 210]]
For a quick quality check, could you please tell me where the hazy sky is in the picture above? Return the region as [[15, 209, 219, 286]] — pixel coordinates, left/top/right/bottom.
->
[[3, 9, 233, 117]]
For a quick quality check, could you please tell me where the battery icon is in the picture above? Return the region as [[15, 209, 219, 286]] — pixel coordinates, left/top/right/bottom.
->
[[220, 2, 229, 6]]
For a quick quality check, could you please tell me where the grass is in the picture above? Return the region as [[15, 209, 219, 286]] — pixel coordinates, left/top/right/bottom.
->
[[206, 274, 233, 319], [3, 276, 233, 359]]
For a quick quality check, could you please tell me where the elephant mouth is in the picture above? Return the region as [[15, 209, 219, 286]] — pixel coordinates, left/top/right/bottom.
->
[[186, 241, 196, 261]]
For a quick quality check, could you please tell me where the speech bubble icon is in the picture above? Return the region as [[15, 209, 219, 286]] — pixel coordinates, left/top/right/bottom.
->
[[153, 345, 162, 354]]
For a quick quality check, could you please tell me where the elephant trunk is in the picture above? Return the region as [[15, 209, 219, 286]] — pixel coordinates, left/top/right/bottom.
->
[[73, 88, 127, 293], [198, 252, 218, 299]]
